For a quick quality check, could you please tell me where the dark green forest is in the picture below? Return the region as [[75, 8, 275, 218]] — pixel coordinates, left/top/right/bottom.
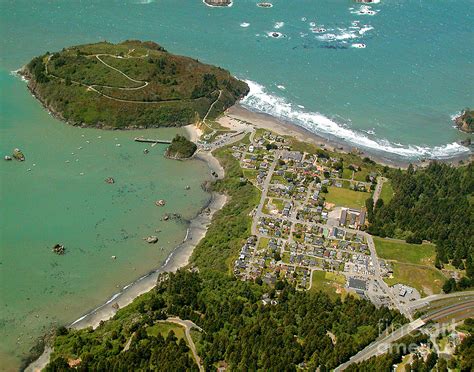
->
[[46, 270, 404, 371], [366, 162, 474, 290]]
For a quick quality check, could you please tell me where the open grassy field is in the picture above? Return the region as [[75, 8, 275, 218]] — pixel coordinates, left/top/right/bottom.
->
[[373, 237, 436, 266], [384, 262, 446, 296], [380, 180, 395, 203], [311, 270, 346, 300], [325, 186, 369, 209], [353, 168, 370, 182], [146, 322, 186, 341], [258, 237, 270, 249]]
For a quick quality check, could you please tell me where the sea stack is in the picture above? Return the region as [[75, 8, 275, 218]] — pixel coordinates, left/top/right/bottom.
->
[[204, 0, 232, 7], [454, 110, 474, 133]]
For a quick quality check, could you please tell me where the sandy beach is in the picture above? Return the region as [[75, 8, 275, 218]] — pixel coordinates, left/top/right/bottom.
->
[[222, 104, 472, 169]]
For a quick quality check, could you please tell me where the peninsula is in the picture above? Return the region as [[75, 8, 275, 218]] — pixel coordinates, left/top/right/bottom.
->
[[21, 40, 248, 129]]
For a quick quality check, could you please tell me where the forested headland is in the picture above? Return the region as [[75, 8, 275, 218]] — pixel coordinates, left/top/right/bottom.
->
[[22, 40, 249, 129]]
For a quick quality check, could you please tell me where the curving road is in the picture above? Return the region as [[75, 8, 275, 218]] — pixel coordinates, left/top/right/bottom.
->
[[164, 317, 204, 372]]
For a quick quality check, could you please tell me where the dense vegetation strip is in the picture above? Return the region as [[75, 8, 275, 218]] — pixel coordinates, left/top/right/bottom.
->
[[191, 142, 261, 272]]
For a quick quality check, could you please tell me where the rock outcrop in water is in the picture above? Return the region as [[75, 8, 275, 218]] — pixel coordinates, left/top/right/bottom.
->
[[204, 0, 232, 7], [454, 109, 474, 133]]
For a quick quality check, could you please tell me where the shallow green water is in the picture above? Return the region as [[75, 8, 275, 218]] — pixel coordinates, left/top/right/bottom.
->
[[0, 72, 211, 368]]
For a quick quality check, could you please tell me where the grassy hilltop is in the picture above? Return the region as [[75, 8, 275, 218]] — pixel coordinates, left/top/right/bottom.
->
[[23, 40, 249, 128]]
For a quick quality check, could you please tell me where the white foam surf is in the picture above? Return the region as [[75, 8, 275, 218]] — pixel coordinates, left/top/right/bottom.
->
[[274, 21, 285, 29], [240, 80, 470, 159], [240, 22, 250, 28]]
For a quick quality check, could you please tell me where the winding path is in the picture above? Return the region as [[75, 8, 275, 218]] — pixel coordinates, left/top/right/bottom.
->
[[44, 51, 219, 106], [160, 317, 204, 371]]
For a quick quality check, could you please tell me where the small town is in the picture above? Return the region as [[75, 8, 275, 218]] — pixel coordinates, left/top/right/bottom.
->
[[225, 129, 423, 314]]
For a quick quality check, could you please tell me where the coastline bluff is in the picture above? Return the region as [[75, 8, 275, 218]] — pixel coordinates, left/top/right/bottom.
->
[[21, 40, 248, 129]]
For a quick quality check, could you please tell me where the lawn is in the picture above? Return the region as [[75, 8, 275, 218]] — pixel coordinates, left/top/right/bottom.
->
[[147, 322, 186, 341], [380, 180, 394, 203], [384, 262, 446, 296], [353, 168, 370, 182], [258, 237, 270, 249], [310, 270, 346, 300], [373, 237, 436, 266], [325, 186, 369, 209], [342, 168, 353, 179]]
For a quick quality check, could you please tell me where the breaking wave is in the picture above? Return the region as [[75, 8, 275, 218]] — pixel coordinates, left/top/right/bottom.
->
[[240, 80, 470, 160]]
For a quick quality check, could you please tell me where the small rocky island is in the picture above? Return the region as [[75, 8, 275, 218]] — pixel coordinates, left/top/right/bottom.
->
[[165, 134, 197, 159], [454, 109, 474, 133], [21, 40, 248, 129], [204, 0, 232, 7]]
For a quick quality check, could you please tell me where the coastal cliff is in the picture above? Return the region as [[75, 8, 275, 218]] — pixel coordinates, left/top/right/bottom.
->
[[21, 40, 248, 129], [454, 109, 474, 133]]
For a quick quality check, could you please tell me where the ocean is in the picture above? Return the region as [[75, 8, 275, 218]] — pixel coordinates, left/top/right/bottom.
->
[[0, 0, 472, 369]]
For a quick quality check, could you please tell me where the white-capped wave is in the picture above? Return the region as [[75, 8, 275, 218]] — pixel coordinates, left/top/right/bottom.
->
[[351, 5, 379, 16], [317, 31, 358, 41], [240, 80, 470, 159], [358, 25, 374, 35], [277, 85, 286, 90], [240, 22, 250, 28], [274, 21, 285, 29]]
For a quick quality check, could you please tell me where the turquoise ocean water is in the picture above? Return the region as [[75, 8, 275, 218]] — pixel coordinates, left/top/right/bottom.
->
[[0, 0, 472, 369]]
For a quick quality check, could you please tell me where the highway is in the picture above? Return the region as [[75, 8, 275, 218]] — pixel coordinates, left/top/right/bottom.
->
[[335, 297, 474, 370]]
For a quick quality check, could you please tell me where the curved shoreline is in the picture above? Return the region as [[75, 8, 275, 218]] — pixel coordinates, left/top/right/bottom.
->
[[226, 104, 472, 168], [26, 143, 226, 371]]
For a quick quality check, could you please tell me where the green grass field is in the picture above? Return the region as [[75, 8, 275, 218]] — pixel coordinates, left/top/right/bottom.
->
[[375, 237, 445, 295], [373, 237, 436, 266], [258, 237, 270, 249], [311, 270, 346, 300], [384, 262, 446, 296], [380, 181, 394, 203], [325, 186, 369, 209], [342, 168, 353, 179], [353, 168, 370, 182], [147, 322, 186, 341]]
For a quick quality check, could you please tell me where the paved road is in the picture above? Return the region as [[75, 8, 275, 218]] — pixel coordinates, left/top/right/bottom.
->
[[335, 298, 474, 370], [251, 151, 280, 235], [405, 291, 474, 313]]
